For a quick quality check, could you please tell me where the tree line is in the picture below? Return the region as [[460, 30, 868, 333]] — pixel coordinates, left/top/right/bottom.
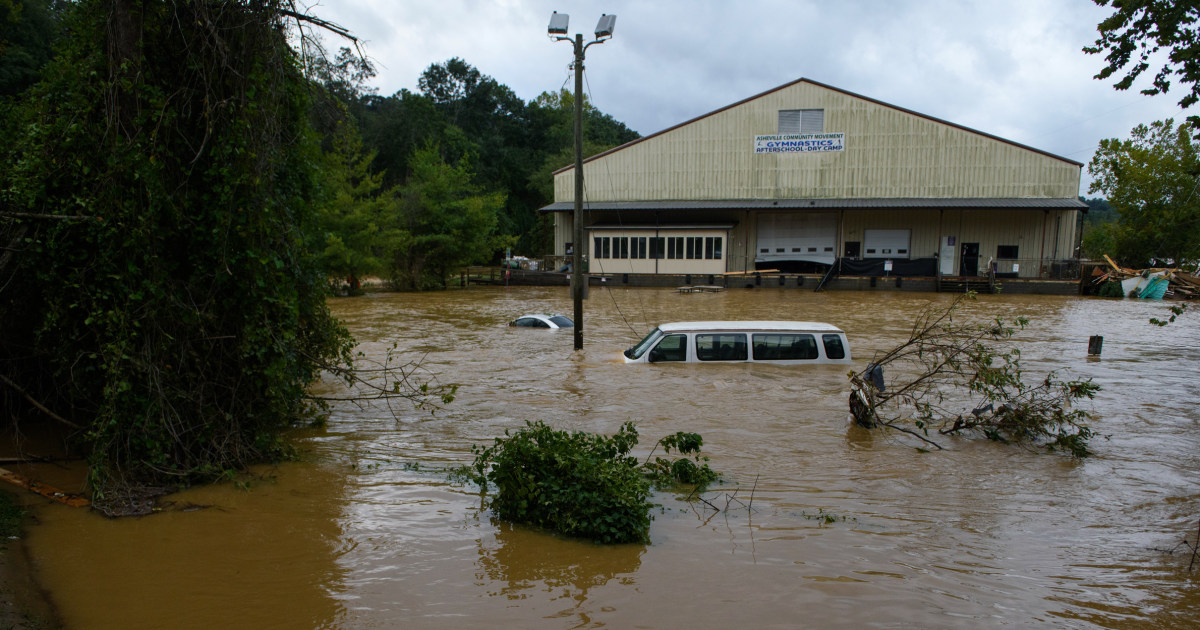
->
[[309, 52, 638, 290]]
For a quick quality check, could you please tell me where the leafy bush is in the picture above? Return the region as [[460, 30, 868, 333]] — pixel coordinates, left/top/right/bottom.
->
[[642, 431, 720, 489], [469, 421, 652, 544], [1097, 280, 1126, 297]]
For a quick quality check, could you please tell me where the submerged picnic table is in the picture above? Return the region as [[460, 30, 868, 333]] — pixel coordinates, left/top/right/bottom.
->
[[676, 285, 725, 293]]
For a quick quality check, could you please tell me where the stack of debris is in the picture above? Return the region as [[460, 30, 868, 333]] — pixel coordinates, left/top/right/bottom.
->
[[1091, 255, 1200, 299]]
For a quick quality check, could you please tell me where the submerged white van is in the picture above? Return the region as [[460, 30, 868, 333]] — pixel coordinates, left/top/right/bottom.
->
[[623, 321, 851, 365]]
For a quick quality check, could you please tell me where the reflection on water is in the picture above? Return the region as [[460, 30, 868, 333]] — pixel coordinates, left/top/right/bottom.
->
[[17, 286, 1200, 629], [476, 523, 644, 601]]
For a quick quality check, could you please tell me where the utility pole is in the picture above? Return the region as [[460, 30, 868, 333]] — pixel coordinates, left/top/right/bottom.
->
[[549, 11, 616, 351]]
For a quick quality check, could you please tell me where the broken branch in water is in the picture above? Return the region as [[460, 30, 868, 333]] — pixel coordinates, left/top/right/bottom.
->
[[847, 294, 1100, 457]]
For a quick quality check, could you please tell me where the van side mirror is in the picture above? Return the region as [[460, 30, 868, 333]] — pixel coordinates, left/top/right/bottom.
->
[[648, 348, 664, 363]]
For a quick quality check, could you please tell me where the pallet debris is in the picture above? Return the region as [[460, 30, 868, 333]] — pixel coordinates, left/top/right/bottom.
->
[[1091, 256, 1199, 300]]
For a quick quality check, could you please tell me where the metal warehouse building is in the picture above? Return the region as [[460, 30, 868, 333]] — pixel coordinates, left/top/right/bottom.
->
[[540, 78, 1086, 290]]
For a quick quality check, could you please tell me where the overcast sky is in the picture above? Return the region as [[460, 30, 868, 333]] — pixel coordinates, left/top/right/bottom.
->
[[307, 0, 1195, 196]]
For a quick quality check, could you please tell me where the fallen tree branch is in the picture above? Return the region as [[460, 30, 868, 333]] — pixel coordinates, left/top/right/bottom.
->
[[0, 373, 83, 430], [1, 211, 101, 221], [848, 294, 1100, 457]]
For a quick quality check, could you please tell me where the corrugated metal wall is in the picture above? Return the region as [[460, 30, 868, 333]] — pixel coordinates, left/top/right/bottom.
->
[[554, 81, 1080, 202]]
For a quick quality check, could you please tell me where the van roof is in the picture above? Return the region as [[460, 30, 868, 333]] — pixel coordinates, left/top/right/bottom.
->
[[655, 321, 845, 333]]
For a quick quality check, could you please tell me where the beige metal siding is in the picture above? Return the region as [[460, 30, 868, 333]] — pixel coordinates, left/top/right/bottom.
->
[[843, 210, 943, 259], [943, 209, 1051, 278], [555, 81, 1080, 203]]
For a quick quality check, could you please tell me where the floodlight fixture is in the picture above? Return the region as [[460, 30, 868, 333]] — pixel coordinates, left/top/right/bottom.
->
[[548, 11, 569, 36], [594, 14, 616, 40]]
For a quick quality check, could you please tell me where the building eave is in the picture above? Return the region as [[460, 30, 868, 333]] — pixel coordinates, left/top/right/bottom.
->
[[538, 197, 1089, 213]]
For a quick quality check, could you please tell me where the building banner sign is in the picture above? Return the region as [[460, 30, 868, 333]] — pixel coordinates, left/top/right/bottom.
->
[[754, 133, 845, 154]]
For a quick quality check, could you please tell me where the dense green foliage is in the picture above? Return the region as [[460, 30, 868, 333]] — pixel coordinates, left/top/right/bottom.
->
[[0, 0, 353, 499], [1079, 196, 1118, 261], [470, 421, 654, 544], [0, 0, 59, 99], [306, 52, 639, 285], [1085, 0, 1200, 123], [850, 295, 1101, 458], [467, 422, 722, 544], [1087, 119, 1200, 267], [391, 146, 506, 289], [354, 60, 640, 258]]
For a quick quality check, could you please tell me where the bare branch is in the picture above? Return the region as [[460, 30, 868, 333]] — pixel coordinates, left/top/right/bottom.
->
[[0, 373, 83, 430], [279, 9, 357, 42], [2, 211, 101, 221]]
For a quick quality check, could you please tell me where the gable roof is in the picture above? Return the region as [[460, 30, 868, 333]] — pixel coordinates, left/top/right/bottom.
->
[[554, 77, 1083, 176]]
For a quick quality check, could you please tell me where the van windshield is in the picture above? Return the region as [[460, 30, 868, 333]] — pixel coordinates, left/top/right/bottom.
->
[[625, 328, 663, 359]]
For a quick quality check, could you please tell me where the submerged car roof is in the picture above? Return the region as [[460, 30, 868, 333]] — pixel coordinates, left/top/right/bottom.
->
[[654, 321, 845, 333]]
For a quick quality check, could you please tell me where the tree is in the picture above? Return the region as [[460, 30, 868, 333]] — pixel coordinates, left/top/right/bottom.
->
[[316, 130, 408, 291], [1087, 118, 1200, 267], [1085, 0, 1200, 124], [0, 0, 357, 508], [392, 146, 504, 289], [849, 295, 1101, 458], [1079, 196, 1118, 260]]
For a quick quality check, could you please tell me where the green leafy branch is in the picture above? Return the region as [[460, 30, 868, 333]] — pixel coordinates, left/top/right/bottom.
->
[[849, 294, 1103, 457]]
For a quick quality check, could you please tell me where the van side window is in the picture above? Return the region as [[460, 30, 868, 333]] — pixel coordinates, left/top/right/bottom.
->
[[822, 334, 846, 360], [649, 334, 687, 362], [752, 333, 818, 360], [696, 333, 748, 361]]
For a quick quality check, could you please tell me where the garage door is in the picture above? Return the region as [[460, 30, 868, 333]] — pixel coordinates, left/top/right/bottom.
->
[[756, 213, 837, 264], [863, 229, 910, 259]]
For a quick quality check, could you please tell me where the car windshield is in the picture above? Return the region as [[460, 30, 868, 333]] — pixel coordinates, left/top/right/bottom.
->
[[548, 315, 574, 327], [624, 328, 663, 359]]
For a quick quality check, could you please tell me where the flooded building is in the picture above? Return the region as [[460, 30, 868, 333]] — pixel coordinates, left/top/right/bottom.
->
[[540, 78, 1085, 289]]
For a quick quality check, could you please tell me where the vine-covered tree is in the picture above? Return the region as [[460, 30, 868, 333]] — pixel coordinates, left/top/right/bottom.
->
[[0, 0, 355, 509], [1087, 118, 1200, 267]]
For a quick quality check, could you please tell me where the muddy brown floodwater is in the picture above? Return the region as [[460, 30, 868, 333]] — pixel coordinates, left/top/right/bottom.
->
[[13, 286, 1200, 629]]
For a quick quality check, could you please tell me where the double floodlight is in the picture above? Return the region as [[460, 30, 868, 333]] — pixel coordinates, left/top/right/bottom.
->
[[547, 11, 617, 41]]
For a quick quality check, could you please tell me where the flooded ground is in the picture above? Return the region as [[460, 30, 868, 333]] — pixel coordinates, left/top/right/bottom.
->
[[14, 286, 1200, 628]]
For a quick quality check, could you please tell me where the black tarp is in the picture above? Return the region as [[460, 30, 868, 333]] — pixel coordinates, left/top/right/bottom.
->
[[838, 257, 938, 277]]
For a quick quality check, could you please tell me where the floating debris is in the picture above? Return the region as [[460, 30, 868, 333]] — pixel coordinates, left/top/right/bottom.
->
[[1091, 255, 1199, 300]]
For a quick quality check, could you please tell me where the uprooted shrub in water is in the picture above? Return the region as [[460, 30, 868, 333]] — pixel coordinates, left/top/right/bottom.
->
[[466, 421, 720, 544]]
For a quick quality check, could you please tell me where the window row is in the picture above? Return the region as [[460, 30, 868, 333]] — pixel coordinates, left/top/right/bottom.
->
[[652, 332, 846, 362], [593, 236, 723, 260]]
